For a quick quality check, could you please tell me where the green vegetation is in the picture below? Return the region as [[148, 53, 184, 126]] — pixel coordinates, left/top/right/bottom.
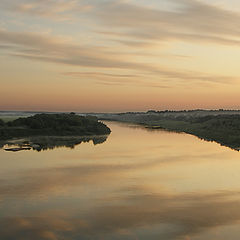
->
[[143, 115, 240, 150], [101, 112, 240, 150], [0, 113, 111, 140], [0, 119, 4, 126]]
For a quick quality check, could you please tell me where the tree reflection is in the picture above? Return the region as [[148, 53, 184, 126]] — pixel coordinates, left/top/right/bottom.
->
[[0, 135, 108, 151]]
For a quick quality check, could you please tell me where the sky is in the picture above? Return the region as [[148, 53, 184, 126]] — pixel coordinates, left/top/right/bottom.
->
[[1, 0, 240, 112]]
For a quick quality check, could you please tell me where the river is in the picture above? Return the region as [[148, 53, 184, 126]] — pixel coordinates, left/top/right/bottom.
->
[[0, 121, 240, 240]]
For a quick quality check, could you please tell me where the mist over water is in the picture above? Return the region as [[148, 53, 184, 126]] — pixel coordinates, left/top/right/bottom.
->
[[0, 121, 240, 240]]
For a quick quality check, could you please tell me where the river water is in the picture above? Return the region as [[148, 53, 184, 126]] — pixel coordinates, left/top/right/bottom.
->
[[0, 121, 240, 240]]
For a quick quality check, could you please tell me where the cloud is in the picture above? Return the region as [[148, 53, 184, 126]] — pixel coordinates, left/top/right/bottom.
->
[[0, 29, 236, 86], [2, 0, 240, 46], [62, 71, 171, 88], [63, 72, 139, 79], [0, 0, 239, 88], [0, 0, 92, 21], [0, 29, 144, 69], [92, 0, 240, 46]]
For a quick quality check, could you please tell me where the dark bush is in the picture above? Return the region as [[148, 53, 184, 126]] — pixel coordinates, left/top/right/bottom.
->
[[0, 119, 5, 126], [0, 113, 111, 140]]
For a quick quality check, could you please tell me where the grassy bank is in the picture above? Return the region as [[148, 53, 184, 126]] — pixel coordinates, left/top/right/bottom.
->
[[101, 113, 240, 150]]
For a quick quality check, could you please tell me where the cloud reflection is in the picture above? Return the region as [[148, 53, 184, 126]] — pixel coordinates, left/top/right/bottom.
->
[[1, 190, 240, 239], [0, 158, 240, 239]]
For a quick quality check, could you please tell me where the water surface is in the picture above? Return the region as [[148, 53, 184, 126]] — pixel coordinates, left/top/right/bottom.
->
[[0, 121, 240, 240]]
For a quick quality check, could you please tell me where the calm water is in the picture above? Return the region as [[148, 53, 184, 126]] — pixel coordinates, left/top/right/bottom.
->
[[0, 121, 240, 240]]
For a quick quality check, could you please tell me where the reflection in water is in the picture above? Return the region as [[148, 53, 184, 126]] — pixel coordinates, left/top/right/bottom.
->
[[1, 135, 108, 151], [1, 190, 240, 240], [0, 121, 240, 239]]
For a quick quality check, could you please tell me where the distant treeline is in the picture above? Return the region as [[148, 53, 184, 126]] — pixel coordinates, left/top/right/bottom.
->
[[146, 109, 240, 113], [0, 113, 111, 140]]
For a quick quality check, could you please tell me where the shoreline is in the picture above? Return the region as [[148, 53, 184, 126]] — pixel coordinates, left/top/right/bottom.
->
[[100, 118, 240, 151]]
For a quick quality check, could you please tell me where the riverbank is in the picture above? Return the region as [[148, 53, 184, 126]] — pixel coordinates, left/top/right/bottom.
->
[[99, 112, 240, 151]]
